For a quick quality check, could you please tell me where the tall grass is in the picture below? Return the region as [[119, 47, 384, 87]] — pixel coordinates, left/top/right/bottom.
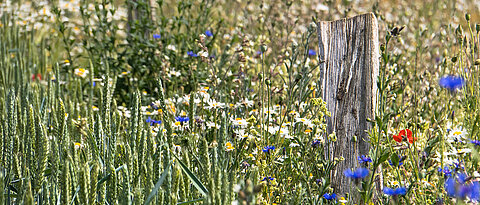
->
[[1, 0, 480, 204]]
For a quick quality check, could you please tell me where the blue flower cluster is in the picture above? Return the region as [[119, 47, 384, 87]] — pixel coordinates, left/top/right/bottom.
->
[[175, 116, 190, 122], [308, 49, 316, 56], [146, 117, 162, 126], [150, 103, 159, 110], [311, 140, 321, 148], [344, 168, 369, 179], [261, 176, 274, 182], [358, 155, 372, 164], [205, 30, 213, 37], [187, 51, 198, 57], [383, 187, 407, 196], [439, 75, 465, 92], [445, 174, 480, 201], [153, 34, 161, 39], [471, 140, 480, 146], [438, 166, 452, 177], [323, 193, 336, 200], [262, 145, 275, 153]]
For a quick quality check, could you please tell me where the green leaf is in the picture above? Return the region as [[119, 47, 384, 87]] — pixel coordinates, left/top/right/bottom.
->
[[391, 153, 399, 167], [378, 151, 390, 165], [176, 198, 205, 205], [97, 165, 125, 187], [70, 185, 81, 205], [173, 154, 209, 197], [375, 116, 383, 129], [144, 161, 171, 205]]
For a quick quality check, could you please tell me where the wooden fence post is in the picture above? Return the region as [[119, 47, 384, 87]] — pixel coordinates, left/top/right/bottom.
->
[[316, 13, 379, 196]]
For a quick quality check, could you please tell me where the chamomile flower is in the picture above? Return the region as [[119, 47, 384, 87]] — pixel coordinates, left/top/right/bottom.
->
[[231, 118, 248, 127], [74, 68, 89, 78], [225, 142, 234, 151], [205, 99, 225, 110], [295, 117, 313, 127], [74, 142, 84, 149], [167, 44, 176, 51], [447, 127, 467, 143], [234, 129, 251, 140], [206, 121, 220, 129], [241, 98, 254, 107]]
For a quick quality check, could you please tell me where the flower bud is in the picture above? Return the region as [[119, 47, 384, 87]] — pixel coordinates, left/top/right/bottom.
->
[[308, 22, 317, 32], [475, 59, 480, 65], [260, 44, 268, 53], [451, 56, 458, 63], [465, 13, 471, 21], [456, 25, 463, 36]]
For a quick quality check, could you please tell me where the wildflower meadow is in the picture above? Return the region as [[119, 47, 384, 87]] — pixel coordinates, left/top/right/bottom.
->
[[1, 0, 480, 204]]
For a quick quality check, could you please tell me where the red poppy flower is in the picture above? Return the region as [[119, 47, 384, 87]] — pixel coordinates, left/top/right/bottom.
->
[[405, 131, 417, 144], [393, 129, 415, 143], [31, 73, 42, 81], [393, 133, 403, 143]]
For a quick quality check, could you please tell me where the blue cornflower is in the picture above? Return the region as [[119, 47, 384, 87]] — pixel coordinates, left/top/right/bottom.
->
[[150, 103, 159, 110], [344, 168, 369, 179], [438, 166, 452, 177], [452, 161, 464, 171], [445, 177, 456, 197], [308, 49, 316, 56], [471, 140, 480, 146], [146, 117, 162, 126], [256, 50, 262, 55], [472, 182, 480, 201], [153, 34, 161, 39], [383, 187, 407, 196], [358, 155, 372, 164], [311, 140, 322, 148], [262, 145, 275, 153], [175, 116, 190, 122], [445, 175, 479, 200], [323, 193, 336, 200], [205, 30, 213, 37], [439, 75, 465, 91], [261, 176, 274, 181], [187, 51, 198, 57]]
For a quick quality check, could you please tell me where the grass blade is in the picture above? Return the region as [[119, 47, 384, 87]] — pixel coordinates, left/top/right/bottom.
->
[[173, 154, 208, 197], [144, 161, 171, 205]]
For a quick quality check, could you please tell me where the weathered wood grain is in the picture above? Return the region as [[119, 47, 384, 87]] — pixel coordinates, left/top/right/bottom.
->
[[316, 13, 379, 196]]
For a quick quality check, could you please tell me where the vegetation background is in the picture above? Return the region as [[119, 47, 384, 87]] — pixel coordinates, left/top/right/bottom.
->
[[1, 0, 480, 204]]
